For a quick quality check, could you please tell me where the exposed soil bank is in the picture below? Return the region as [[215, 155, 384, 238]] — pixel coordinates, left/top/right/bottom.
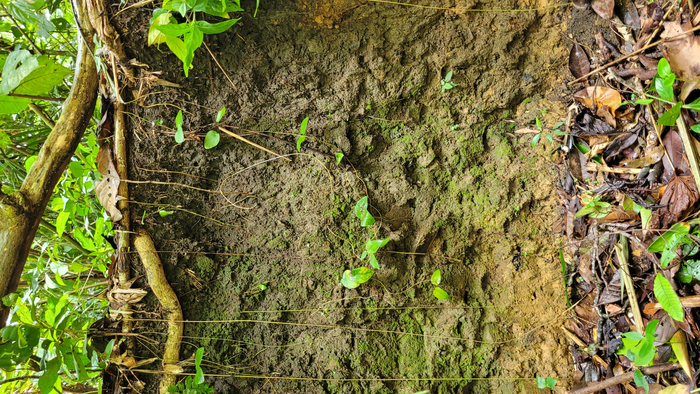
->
[[115, 0, 574, 392]]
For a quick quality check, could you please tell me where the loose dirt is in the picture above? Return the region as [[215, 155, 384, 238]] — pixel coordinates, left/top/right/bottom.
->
[[114, 0, 576, 392]]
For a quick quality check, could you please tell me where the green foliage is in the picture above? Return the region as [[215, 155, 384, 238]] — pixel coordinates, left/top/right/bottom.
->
[[204, 130, 220, 149], [440, 70, 457, 92], [433, 287, 449, 299], [148, 0, 244, 76], [633, 369, 649, 393], [647, 222, 690, 254], [678, 260, 700, 283], [574, 198, 612, 219], [168, 348, 213, 394], [536, 376, 557, 389], [616, 320, 658, 367], [340, 267, 374, 289], [531, 119, 566, 148], [361, 238, 389, 269], [658, 101, 682, 126], [175, 110, 185, 143], [215, 107, 226, 122], [430, 269, 449, 299], [335, 152, 344, 164], [430, 269, 441, 286], [354, 196, 375, 227], [296, 117, 308, 152], [654, 273, 684, 321]]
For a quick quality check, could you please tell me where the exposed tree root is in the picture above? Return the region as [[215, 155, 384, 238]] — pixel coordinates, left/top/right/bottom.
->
[[134, 230, 183, 394]]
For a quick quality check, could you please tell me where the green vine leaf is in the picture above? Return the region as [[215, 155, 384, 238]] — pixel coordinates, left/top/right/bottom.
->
[[433, 287, 449, 299], [431, 269, 441, 286], [340, 267, 374, 289], [204, 130, 220, 149]]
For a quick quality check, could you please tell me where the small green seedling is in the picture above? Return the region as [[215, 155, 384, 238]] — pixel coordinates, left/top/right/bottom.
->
[[204, 130, 220, 149], [362, 238, 389, 269], [168, 347, 213, 394], [159, 210, 174, 217], [633, 370, 648, 393], [431, 269, 449, 299], [616, 319, 658, 367], [216, 107, 226, 122], [574, 197, 612, 219], [258, 282, 267, 290], [532, 118, 566, 148], [536, 376, 556, 389], [354, 196, 375, 227], [340, 267, 374, 289], [440, 70, 458, 92], [174, 110, 184, 143], [296, 117, 308, 151], [335, 152, 344, 165]]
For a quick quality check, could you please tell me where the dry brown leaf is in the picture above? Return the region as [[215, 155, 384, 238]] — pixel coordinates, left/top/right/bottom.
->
[[569, 43, 591, 79], [574, 86, 622, 126], [621, 144, 665, 168], [600, 207, 639, 223], [591, 0, 614, 19], [95, 144, 123, 222], [657, 174, 700, 228], [661, 18, 700, 82], [662, 129, 690, 181]]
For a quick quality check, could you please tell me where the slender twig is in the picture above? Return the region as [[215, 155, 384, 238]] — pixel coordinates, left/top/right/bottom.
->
[[8, 93, 64, 103], [218, 127, 292, 161], [224, 125, 336, 160], [28, 103, 55, 128], [565, 363, 681, 394], [203, 41, 236, 89]]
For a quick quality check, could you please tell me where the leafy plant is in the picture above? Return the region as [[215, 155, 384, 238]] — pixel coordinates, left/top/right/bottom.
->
[[335, 152, 344, 165], [616, 319, 658, 367], [168, 348, 213, 394], [296, 117, 308, 152], [340, 267, 374, 289], [440, 70, 458, 92], [354, 196, 375, 227], [532, 117, 566, 148], [362, 238, 390, 269], [633, 369, 649, 393], [175, 110, 185, 143], [644, 58, 700, 128], [204, 130, 220, 149], [148, 0, 244, 77], [574, 196, 612, 219], [431, 269, 449, 300], [647, 222, 692, 268], [536, 376, 557, 389]]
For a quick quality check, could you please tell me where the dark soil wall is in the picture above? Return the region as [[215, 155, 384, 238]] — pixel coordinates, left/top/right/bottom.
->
[[114, 0, 574, 392]]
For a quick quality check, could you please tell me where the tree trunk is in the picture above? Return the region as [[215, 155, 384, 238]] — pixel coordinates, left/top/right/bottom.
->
[[0, 0, 98, 328]]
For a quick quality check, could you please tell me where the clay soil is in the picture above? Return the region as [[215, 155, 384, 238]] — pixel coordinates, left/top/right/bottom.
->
[[114, 0, 576, 392]]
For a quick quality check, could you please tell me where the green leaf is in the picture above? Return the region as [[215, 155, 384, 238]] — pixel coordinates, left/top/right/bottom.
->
[[433, 287, 450, 299], [73, 351, 88, 381], [13, 56, 71, 97], [204, 130, 220, 149], [658, 58, 672, 78], [535, 117, 542, 131], [658, 101, 683, 127], [0, 49, 39, 95], [194, 348, 205, 384], [678, 260, 700, 283], [685, 97, 700, 112], [660, 249, 677, 268], [366, 238, 389, 254], [0, 94, 31, 114], [531, 132, 541, 148], [165, 36, 188, 64], [340, 267, 374, 289], [633, 369, 649, 393], [354, 197, 375, 227], [155, 22, 191, 37], [296, 117, 308, 151], [545, 377, 556, 389], [55, 211, 69, 237], [195, 18, 240, 34], [183, 24, 204, 75], [640, 208, 652, 229], [574, 200, 612, 219], [692, 124, 700, 133], [216, 107, 226, 122], [654, 273, 684, 321], [24, 155, 37, 173], [2, 293, 18, 307], [655, 76, 675, 102], [148, 10, 172, 45], [369, 253, 379, 269], [7, 0, 54, 37], [38, 357, 60, 394], [175, 110, 184, 143], [636, 99, 654, 105], [431, 269, 441, 286], [158, 210, 174, 217], [296, 135, 305, 152], [335, 152, 344, 164], [647, 222, 690, 252], [536, 377, 546, 389]]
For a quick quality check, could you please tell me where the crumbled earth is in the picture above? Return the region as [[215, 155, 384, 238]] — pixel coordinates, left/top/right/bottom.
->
[[114, 0, 575, 392]]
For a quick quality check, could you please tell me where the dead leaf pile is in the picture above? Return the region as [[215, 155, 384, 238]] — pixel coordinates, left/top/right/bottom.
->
[[559, 2, 700, 393]]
